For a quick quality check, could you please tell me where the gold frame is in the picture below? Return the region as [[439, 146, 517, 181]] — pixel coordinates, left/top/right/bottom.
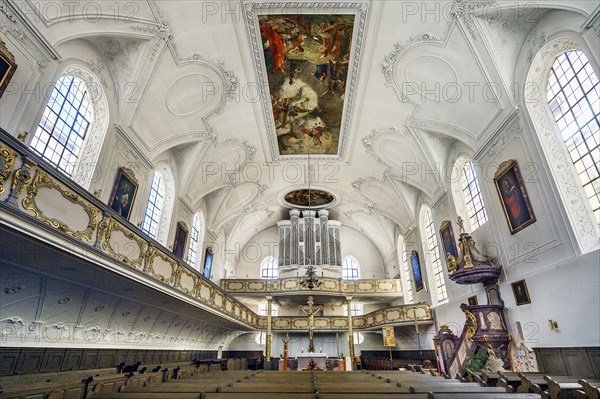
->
[[0, 146, 17, 194], [439, 220, 458, 272], [146, 246, 177, 284], [100, 218, 148, 269], [0, 37, 18, 99], [494, 160, 536, 234], [22, 170, 100, 242], [109, 167, 139, 220], [511, 279, 532, 306]]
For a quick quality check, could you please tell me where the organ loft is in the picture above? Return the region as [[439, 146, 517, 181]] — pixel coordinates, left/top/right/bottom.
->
[[0, 0, 598, 398]]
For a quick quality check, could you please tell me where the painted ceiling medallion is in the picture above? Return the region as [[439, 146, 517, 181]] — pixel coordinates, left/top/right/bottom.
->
[[246, 2, 368, 160], [284, 189, 335, 208]]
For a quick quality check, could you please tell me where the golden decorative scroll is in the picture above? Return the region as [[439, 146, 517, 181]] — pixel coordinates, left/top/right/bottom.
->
[[22, 170, 100, 242], [100, 218, 147, 269], [146, 246, 177, 284], [0, 146, 16, 194]]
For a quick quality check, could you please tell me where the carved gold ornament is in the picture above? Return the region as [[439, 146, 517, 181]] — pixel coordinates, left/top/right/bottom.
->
[[101, 218, 147, 269], [463, 308, 478, 340], [146, 246, 177, 284], [0, 146, 16, 194], [22, 170, 100, 241]]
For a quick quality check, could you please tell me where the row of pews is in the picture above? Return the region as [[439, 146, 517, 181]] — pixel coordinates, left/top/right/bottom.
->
[[0, 359, 244, 399], [81, 367, 545, 399], [466, 370, 600, 399]]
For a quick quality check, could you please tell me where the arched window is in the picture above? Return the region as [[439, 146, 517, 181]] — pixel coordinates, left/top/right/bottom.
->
[[142, 171, 165, 240], [397, 235, 414, 304], [460, 161, 488, 229], [187, 212, 205, 271], [261, 256, 278, 280], [342, 256, 360, 280], [451, 157, 487, 231], [30, 74, 93, 176], [547, 50, 599, 224], [255, 303, 278, 345], [421, 206, 447, 303]]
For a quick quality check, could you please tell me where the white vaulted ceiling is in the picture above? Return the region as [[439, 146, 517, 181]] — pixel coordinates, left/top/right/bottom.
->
[[8, 0, 599, 263]]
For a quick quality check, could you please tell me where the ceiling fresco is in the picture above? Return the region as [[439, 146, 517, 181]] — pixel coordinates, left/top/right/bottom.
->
[[247, 3, 368, 159]]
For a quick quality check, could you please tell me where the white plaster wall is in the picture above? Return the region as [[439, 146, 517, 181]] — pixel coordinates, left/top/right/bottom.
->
[[235, 226, 279, 279], [341, 226, 386, 279]]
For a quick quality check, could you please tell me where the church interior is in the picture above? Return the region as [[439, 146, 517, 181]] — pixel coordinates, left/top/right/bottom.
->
[[0, 0, 599, 398]]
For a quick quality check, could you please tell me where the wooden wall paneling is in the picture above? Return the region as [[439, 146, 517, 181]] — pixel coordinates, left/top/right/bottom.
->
[[586, 348, 600, 378], [563, 348, 594, 377], [97, 349, 116, 368], [0, 348, 22, 375], [62, 349, 83, 371], [126, 350, 138, 364], [81, 349, 99, 369], [40, 349, 66, 373], [16, 349, 45, 374], [538, 348, 568, 375], [115, 349, 128, 365]]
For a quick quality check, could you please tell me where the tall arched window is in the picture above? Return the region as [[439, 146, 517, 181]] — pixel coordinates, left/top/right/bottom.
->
[[451, 157, 487, 231], [460, 161, 488, 229], [342, 256, 360, 280], [547, 50, 599, 224], [397, 235, 414, 304], [421, 206, 447, 303], [261, 256, 278, 280], [142, 171, 165, 240], [187, 212, 205, 270], [30, 74, 93, 176]]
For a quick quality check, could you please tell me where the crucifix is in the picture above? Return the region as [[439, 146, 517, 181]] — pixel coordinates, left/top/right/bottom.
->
[[299, 296, 323, 352]]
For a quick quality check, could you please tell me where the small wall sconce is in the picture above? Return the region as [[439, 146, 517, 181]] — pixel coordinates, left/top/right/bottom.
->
[[17, 131, 29, 142], [548, 320, 559, 330]]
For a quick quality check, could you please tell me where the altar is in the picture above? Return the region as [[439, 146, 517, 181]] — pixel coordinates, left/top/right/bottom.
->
[[296, 353, 327, 370]]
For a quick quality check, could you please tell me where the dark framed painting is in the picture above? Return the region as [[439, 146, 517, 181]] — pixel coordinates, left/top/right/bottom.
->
[[203, 247, 213, 279], [439, 220, 458, 269], [172, 222, 188, 259], [511, 279, 531, 306], [410, 251, 424, 292], [0, 37, 18, 99], [109, 167, 138, 220], [467, 296, 478, 306], [494, 160, 536, 235]]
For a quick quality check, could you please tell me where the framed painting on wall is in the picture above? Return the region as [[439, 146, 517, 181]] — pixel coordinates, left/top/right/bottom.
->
[[203, 247, 213, 279], [439, 220, 458, 270], [0, 37, 17, 99], [467, 296, 478, 306], [494, 160, 536, 235], [410, 251, 424, 292], [109, 167, 138, 220], [512, 279, 531, 306], [172, 222, 188, 259]]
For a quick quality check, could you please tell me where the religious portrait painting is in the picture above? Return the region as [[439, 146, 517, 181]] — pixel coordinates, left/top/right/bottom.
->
[[439, 220, 458, 269], [411, 251, 424, 292], [494, 160, 536, 235], [203, 247, 213, 279], [172, 222, 188, 259], [109, 167, 138, 220], [0, 37, 18, 99], [467, 296, 478, 306], [512, 279, 531, 306]]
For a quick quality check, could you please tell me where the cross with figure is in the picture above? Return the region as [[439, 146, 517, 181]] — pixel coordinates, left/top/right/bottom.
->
[[299, 296, 323, 352]]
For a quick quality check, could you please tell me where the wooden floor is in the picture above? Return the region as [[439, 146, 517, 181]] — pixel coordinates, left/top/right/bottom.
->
[[86, 370, 544, 399]]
